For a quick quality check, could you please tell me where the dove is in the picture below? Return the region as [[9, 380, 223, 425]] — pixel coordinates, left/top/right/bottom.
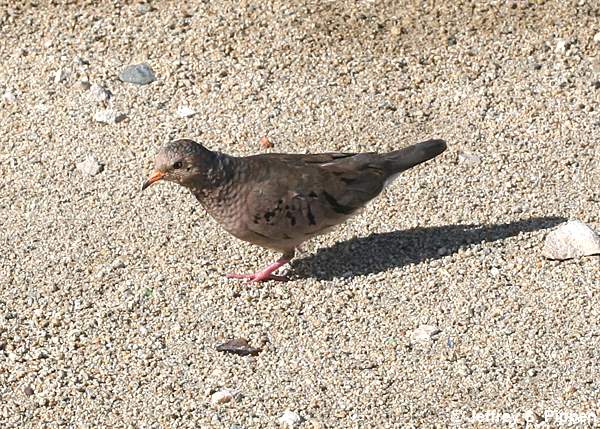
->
[[143, 138, 447, 281]]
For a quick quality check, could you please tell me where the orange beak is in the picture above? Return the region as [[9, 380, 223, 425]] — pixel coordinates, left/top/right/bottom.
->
[[142, 171, 165, 190]]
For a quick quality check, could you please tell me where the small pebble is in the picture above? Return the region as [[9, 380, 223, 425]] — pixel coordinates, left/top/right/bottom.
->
[[94, 109, 126, 124], [78, 80, 91, 91], [73, 56, 87, 66], [2, 90, 16, 103], [176, 106, 196, 118], [458, 151, 482, 165], [542, 220, 600, 260], [278, 411, 303, 428], [555, 39, 568, 54], [89, 84, 111, 102], [593, 32, 600, 44], [76, 155, 104, 177], [137, 3, 152, 14], [523, 409, 542, 423], [410, 325, 441, 343], [110, 258, 126, 270], [378, 100, 397, 111], [24, 386, 34, 396], [211, 389, 236, 406], [119, 63, 156, 85], [216, 338, 261, 356], [54, 68, 67, 84]]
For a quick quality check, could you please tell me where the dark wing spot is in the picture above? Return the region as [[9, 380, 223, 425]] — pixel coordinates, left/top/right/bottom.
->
[[253, 214, 261, 224], [286, 211, 296, 226], [264, 211, 275, 223], [282, 233, 292, 239], [306, 204, 316, 226], [322, 191, 356, 215], [308, 191, 318, 198]]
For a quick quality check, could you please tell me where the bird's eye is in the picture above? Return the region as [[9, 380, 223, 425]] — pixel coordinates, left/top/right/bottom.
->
[[173, 161, 183, 170]]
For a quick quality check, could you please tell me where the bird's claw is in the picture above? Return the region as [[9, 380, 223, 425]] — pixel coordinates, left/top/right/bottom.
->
[[226, 273, 289, 282]]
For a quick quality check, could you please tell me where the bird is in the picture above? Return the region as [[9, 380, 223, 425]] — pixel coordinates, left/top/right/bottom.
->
[[142, 138, 447, 282]]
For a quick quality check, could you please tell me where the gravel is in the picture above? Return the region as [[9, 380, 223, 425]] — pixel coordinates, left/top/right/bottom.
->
[[1, 1, 599, 428]]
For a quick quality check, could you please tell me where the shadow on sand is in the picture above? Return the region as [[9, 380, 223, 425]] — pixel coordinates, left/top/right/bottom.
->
[[291, 216, 565, 280]]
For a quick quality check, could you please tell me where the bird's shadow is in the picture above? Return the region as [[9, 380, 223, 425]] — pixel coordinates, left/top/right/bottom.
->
[[291, 216, 565, 280]]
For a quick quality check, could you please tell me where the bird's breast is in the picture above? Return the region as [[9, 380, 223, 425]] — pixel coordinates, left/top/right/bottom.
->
[[192, 183, 255, 240]]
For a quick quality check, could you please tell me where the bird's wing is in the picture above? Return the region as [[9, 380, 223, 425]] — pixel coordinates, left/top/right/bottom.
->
[[239, 154, 388, 251]]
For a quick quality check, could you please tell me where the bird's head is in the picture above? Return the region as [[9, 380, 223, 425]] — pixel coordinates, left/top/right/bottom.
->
[[142, 139, 215, 190]]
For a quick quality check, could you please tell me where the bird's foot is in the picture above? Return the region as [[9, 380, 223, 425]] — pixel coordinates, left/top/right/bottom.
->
[[226, 272, 289, 282], [226, 256, 291, 283]]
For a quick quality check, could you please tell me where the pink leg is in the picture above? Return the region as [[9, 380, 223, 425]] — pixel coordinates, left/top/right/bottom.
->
[[226, 255, 292, 282]]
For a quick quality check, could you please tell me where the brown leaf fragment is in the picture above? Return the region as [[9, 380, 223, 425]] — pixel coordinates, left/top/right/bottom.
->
[[216, 338, 262, 356]]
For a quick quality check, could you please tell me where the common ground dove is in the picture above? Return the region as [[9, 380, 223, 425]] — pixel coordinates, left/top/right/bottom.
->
[[143, 138, 447, 281]]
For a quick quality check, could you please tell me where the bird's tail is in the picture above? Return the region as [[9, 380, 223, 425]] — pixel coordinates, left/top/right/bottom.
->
[[383, 139, 447, 175]]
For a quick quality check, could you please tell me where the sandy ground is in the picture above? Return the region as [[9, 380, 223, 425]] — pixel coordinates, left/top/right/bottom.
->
[[1, 1, 599, 427]]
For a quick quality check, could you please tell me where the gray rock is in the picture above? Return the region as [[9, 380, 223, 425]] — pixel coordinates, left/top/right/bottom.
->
[[378, 100, 397, 111], [76, 155, 104, 176], [137, 3, 152, 14], [94, 109, 126, 124], [119, 63, 156, 85], [542, 220, 600, 260]]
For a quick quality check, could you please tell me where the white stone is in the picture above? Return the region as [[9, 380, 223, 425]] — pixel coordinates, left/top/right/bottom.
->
[[593, 32, 600, 44], [2, 90, 16, 103], [73, 56, 86, 66], [110, 258, 126, 270], [410, 325, 440, 343], [523, 409, 542, 423], [176, 106, 196, 118], [555, 39, 568, 54], [542, 220, 600, 260], [89, 84, 110, 102], [210, 388, 236, 406], [76, 155, 103, 177], [458, 151, 482, 165], [94, 109, 126, 124], [278, 411, 303, 428], [54, 68, 67, 83]]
